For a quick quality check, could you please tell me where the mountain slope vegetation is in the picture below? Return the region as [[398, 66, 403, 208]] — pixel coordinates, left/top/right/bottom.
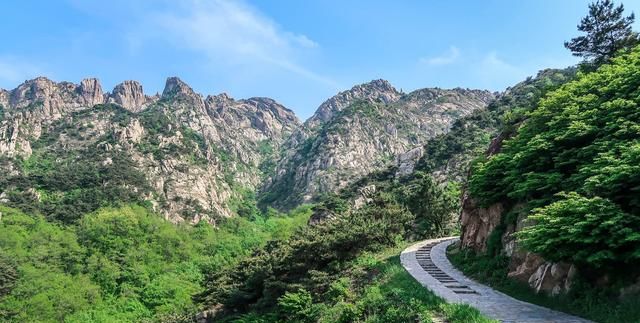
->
[[0, 204, 312, 322], [469, 46, 640, 270], [261, 81, 494, 209]]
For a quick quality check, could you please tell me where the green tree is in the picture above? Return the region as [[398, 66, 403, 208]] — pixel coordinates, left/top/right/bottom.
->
[[197, 195, 414, 317], [398, 172, 459, 237], [0, 256, 17, 298], [565, 0, 639, 65]]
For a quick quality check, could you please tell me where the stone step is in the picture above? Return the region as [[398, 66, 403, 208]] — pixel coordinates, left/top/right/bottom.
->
[[452, 289, 478, 294], [444, 285, 469, 289]]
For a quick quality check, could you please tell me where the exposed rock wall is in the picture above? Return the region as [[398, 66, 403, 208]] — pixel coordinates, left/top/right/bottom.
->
[[459, 131, 576, 296], [264, 80, 495, 209], [0, 76, 300, 223]]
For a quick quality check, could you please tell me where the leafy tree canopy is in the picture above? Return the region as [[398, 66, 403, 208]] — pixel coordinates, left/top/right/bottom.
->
[[469, 45, 640, 269]]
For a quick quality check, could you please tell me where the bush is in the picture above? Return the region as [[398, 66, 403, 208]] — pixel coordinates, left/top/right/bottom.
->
[[0, 256, 17, 298], [517, 192, 640, 268], [277, 289, 315, 322]]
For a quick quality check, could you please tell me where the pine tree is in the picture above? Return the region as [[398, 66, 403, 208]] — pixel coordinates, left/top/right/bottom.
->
[[565, 0, 639, 65]]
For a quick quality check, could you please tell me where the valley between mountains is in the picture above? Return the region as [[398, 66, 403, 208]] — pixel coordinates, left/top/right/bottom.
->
[[2, 27, 640, 323]]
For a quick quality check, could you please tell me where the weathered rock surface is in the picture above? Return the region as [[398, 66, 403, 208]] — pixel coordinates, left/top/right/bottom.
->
[[109, 80, 150, 112], [263, 80, 494, 209], [306, 79, 402, 127], [0, 76, 300, 223], [395, 146, 424, 177], [79, 78, 104, 106]]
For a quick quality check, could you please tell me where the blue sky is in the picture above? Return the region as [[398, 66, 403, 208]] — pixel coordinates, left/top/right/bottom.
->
[[1, 0, 639, 119]]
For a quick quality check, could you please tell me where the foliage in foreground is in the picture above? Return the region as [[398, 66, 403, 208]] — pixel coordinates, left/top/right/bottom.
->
[[0, 204, 312, 322], [447, 244, 640, 323], [198, 194, 415, 317], [469, 46, 640, 270], [226, 246, 496, 323]]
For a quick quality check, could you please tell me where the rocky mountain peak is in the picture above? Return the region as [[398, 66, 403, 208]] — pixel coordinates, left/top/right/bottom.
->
[[307, 79, 402, 127], [78, 78, 104, 106], [9, 76, 57, 108], [0, 89, 8, 108], [205, 93, 234, 109], [246, 97, 299, 124], [109, 80, 146, 112], [162, 76, 197, 99], [264, 84, 494, 209], [363, 79, 397, 93]]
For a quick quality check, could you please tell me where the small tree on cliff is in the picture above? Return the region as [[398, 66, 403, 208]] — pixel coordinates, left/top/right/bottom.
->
[[565, 0, 639, 65]]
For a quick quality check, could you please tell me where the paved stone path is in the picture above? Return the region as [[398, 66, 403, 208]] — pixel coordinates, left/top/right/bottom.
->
[[401, 238, 592, 323]]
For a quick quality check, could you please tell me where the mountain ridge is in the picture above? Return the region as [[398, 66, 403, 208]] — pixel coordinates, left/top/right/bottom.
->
[[260, 80, 495, 209], [0, 75, 494, 222]]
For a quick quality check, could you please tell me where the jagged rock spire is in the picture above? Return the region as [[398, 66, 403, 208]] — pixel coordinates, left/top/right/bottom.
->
[[162, 77, 196, 98], [109, 80, 146, 112], [79, 78, 104, 106]]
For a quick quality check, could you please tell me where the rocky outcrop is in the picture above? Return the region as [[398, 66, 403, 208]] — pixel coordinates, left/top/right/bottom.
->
[[79, 78, 104, 106], [109, 80, 148, 112], [353, 184, 376, 209], [395, 146, 424, 177], [459, 195, 504, 252], [0, 76, 300, 223], [0, 89, 8, 108], [306, 79, 402, 127]]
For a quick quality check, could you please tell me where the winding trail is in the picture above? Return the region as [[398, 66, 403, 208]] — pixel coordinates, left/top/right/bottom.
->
[[401, 238, 592, 323]]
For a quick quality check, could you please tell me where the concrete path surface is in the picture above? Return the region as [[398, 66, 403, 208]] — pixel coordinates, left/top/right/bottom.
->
[[401, 238, 592, 323]]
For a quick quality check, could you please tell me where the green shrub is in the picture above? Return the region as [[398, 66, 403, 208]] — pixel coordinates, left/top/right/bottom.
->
[[517, 192, 640, 268], [277, 289, 316, 322], [0, 256, 17, 298]]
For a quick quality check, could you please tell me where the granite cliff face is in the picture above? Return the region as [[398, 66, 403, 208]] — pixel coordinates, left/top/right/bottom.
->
[[0, 76, 495, 223], [0, 76, 299, 223], [261, 80, 494, 209]]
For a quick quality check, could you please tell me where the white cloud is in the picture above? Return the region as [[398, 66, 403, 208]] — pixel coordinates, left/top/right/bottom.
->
[[0, 56, 42, 86], [476, 51, 527, 88], [419, 46, 460, 66], [480, 51, 521, 74], [289, 34, 319, 49], [140, 0, 337, 88]]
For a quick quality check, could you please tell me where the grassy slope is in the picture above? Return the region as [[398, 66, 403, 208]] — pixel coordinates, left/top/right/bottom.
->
[[337, 245, 497, 323]]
